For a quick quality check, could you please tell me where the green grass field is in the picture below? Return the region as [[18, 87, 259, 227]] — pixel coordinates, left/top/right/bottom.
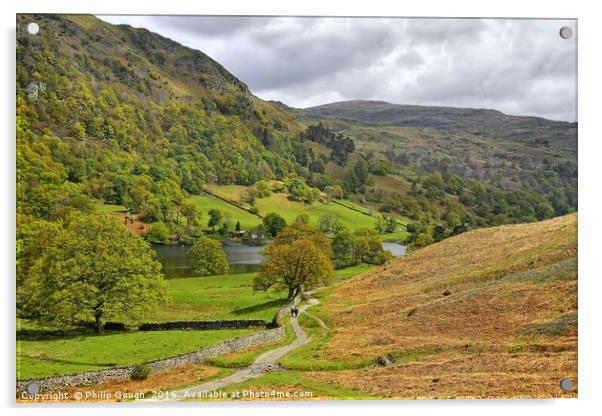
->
[[154, 272, 288, 322], [204, 184, 249, 203], [17, 328, 257, 380], [16, 252, 377, 381], [253, 193, 379, 230], [381, 230, 408, 242], [189, 194, 262, 231], [204, 184, 382, 232], [333, 264, 376, 279], [98, 186, 408, 241], [155, 265, 374, 322]]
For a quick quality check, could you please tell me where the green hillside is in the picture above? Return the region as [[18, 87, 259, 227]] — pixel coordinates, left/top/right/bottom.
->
[[204, 184, 384, 231], [17, 13, 303, 231], [17, 14, 576, 254], [190, 194, 261, 231]]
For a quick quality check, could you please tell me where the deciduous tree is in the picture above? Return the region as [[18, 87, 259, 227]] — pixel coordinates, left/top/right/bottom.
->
[[262, 212, 287, 238], [187, 236, 229, 276], [20, 214, 167, 331], [254, 238, 334, 299]]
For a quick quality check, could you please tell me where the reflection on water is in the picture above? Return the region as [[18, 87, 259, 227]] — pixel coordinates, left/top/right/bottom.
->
[[152, 241, 406, 279], [151, 243, 263, 279]]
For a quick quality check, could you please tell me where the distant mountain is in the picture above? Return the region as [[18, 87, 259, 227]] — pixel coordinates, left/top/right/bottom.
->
[[301, 100, 577, 150]]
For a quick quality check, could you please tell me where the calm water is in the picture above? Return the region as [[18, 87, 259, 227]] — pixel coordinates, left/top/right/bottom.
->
[[152, 243, 264, 279], [383, 242, 407, 256], [152, 241, 406, 279]]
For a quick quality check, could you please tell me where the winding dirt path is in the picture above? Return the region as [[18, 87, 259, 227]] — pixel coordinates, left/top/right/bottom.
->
[[151, 294, 319, 401]]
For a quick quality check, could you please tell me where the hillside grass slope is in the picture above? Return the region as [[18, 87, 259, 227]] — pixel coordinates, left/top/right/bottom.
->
[[288, 213, 577, 398]]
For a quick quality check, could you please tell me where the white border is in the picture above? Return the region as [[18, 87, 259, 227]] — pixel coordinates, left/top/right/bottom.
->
[[2, 1, 601, 415]]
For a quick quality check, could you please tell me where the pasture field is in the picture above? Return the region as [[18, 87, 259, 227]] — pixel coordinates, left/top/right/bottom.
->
[[253, 193, 379, 230], [155, 265, 378, 322], [155, 272, 288, 322], [17, 328, 257, 380], [189, 194, 262, 231], [17, 264, 373, 381], [205, 184, 383, 231]]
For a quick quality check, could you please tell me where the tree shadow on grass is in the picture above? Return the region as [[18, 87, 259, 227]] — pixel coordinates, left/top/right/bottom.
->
[[231, 299, 288, 316]]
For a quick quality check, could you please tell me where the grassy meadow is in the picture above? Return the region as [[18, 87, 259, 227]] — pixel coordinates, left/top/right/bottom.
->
[[154, 272, 288, 322], [189, 194, 262, 231], [17, 264, 374, 382], [203, 183, 399, 234], [17, 328, 257, 380], [154, 265, 377, 322]]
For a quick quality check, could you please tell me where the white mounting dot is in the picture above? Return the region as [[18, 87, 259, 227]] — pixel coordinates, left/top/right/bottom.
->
[[27, 22, 39, 35]]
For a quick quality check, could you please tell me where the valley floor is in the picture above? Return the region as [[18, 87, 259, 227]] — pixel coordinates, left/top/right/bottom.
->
[[18, 215, 577, 400]]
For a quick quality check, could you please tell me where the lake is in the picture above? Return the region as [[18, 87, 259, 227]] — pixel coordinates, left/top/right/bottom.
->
[[152, 241, 406, 279]]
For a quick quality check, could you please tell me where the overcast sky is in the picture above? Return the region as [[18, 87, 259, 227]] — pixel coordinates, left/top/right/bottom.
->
[[99, 16, 577, 122]]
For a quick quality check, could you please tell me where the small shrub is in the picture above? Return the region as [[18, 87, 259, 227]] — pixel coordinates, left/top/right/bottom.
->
[[131, 363, 151, 380]]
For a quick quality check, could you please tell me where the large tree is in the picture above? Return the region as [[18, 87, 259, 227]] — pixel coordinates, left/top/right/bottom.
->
[[20, 214, 167, 331], [253, 224, 334, 298], [187, 236, 229, 276]]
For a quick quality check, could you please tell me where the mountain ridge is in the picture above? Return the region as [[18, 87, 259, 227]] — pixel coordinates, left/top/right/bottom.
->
[[300, 99, 577, 150]]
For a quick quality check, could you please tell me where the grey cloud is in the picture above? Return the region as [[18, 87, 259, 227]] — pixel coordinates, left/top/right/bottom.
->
[[99, 16, 577, 121], [137, 15, 274, 36]]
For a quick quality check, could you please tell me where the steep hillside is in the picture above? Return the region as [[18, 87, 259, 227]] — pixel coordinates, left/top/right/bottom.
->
[[17, 14, 302, 225], [296, 213, 577, 398], [302, 100, 577, 150]]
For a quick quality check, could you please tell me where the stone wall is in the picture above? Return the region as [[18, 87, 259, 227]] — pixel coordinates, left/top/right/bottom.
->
[[17, 326, 284, 394], [17, 296, 299, 394], [139, 319, 269, 331]]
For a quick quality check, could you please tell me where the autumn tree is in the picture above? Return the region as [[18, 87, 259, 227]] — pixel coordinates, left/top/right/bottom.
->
[[254, 180, 271, 198], [187, 236, 229, 276], [375, 215, 398, 233], [19, 214, 167, 331], [254, 223, 334, 298]]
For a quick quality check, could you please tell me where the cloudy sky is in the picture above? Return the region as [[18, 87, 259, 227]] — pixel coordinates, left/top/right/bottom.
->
[[99, 16, 577, 122]]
